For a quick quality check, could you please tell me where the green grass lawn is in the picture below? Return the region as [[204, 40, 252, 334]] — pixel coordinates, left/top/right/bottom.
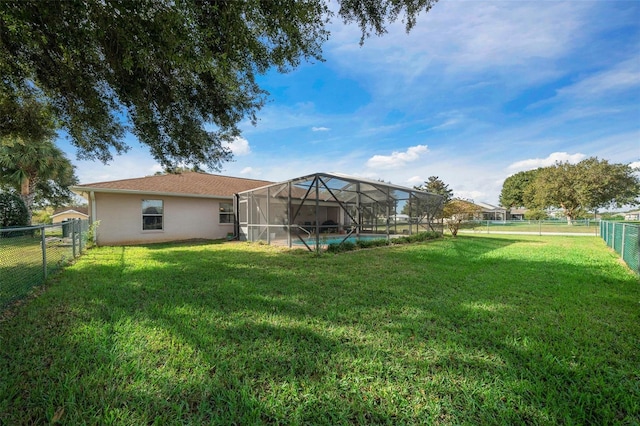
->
[[462, 221, 599, 234], [1, 235, 638, 424], [1, 232, 81, 309]]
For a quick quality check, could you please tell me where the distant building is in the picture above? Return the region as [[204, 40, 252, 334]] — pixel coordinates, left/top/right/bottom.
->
[[51, 206, 89, 224], [624, 210, 640, 221], [474, 201, 508, 221]]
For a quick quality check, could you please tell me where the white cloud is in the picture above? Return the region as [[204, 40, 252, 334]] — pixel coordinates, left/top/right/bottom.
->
[[328, 1, 589, 80], [507, 152, 586, 172], [240, 167, 254, 175], [366, 145, 429, 170], [312, 126, 330, 132], [629, 161, 640, 170], [225, 137, 251, 156], [407, 175, 423, 184], [555, 58, 640, 100], [430, 119, 461, 131], [455, 190, 485, 202]]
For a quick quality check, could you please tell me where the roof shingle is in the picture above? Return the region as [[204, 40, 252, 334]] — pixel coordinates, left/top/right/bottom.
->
[[73, 172, 272, 197]]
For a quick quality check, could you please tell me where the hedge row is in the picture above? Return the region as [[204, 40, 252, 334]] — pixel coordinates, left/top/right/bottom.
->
[[325, 231, 442, 253]]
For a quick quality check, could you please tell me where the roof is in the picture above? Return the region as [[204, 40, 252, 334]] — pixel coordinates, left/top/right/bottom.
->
[[51, 206, 89, 217], [474, 201, 507, 211], [72, 172, 273, 198]]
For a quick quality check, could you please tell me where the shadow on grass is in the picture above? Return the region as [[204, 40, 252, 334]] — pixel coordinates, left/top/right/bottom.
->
[[1, 236, 638, 424]]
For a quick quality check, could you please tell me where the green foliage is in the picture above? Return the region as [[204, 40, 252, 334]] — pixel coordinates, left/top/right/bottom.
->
[[392, 230, 442, 244], [0, 138, 78, 223], [600, 213, 625, 221], [443, 199, 482, 237], [526, 158, 640, 223], [501, 158, 640, 223], [0, 192, 28, 227], [326, 240, 357, 253], [574, 158, 640, 210], [0, 91, 57, 144], [524, 209, 548, 221], [1, 236, 638, 424], [31, 207, 53, 225], [499, 169, 540, 208], [83, 220, 100, 247], [414, 176, 453, 204], [325, 232, 442, 253], [0, 0, 436, 169]]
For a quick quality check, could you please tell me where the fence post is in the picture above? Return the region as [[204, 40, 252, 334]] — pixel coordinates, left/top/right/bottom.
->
[[637, 227, 640, 274], [79, 219, 84, 253], [41, 224, 47, 280], [621, 223, 626, 263], [72, 219, 77, 258]]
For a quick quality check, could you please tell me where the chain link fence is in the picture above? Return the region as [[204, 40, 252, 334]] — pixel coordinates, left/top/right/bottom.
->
[[600, 221, 639, 274], [0, 219, 90, 310]]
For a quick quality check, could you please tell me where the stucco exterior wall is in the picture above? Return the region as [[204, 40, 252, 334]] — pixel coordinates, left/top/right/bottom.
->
[[91, 192, 234, 245]]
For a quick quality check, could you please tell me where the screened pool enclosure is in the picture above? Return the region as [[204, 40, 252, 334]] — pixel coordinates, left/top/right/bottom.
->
[[236, 173, 444, 250]]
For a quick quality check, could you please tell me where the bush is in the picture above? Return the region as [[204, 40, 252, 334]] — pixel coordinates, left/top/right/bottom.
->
[[0, 193, 28, 228], [325, 232, 442, 253], [392, 231, 442, 244], [326, 241, 356, 253]]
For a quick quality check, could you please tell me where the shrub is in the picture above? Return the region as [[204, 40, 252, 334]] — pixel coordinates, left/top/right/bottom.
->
[[392, 231, 442, 244], [356, 238, 389, 249], [325, 232, 442, 253], [0, 193, 28, 228], [326, 241, 356, 253]]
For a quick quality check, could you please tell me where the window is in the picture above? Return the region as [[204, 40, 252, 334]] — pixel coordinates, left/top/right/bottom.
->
[[142, 200, 163, 230], [219, 202, 234, 224]]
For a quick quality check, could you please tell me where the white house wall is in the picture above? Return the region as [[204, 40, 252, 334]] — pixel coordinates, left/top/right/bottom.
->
[[92, 192, 233, 245]]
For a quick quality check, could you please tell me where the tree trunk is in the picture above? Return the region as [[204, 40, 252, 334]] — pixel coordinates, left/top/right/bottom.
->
[[19, 177, 35, 225]]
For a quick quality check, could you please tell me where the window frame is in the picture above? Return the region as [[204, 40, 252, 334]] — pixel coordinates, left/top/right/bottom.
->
[[142, 199, 164, 231], [219, 201, 234, 224]]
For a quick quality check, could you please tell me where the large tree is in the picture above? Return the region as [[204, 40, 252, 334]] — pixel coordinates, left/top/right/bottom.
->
[[499, 169, 541, 208], [524, 158, 640, 224], [414, 176, 453, 204], [0, 138, 78, 224], [0, 0, 437, 169]]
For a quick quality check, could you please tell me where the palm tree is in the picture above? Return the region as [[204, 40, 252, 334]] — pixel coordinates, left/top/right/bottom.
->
[[0, 138, 78, 224]]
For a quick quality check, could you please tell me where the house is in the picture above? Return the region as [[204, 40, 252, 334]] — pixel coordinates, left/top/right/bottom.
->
[[508, 207, 527, 221], [624, 210, 640, 221], [72, 172, 271, 246], [474, 201, 508, 221], [51, 206, 89, 223]]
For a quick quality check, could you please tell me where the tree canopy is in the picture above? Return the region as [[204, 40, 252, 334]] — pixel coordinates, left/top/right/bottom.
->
[[0, 0, 437, 169], [500, 158, 640, 223], [499, 169, 540, 208], [0, 138, 78, 224], [414, 176, 453, 204], [442, 199, 481, 237], [0, 192, 28, 228]]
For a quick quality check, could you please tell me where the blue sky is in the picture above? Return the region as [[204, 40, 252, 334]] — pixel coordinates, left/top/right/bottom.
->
[[61, 0, 640, 205]]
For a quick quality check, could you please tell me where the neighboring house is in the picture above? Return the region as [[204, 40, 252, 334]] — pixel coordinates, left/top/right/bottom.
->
[[474, 201, 508, 221], [72, 172, 271, 246], [508, 208, 527, 220], [624, 210, 640, 221], [51, 206, 89, 223]]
